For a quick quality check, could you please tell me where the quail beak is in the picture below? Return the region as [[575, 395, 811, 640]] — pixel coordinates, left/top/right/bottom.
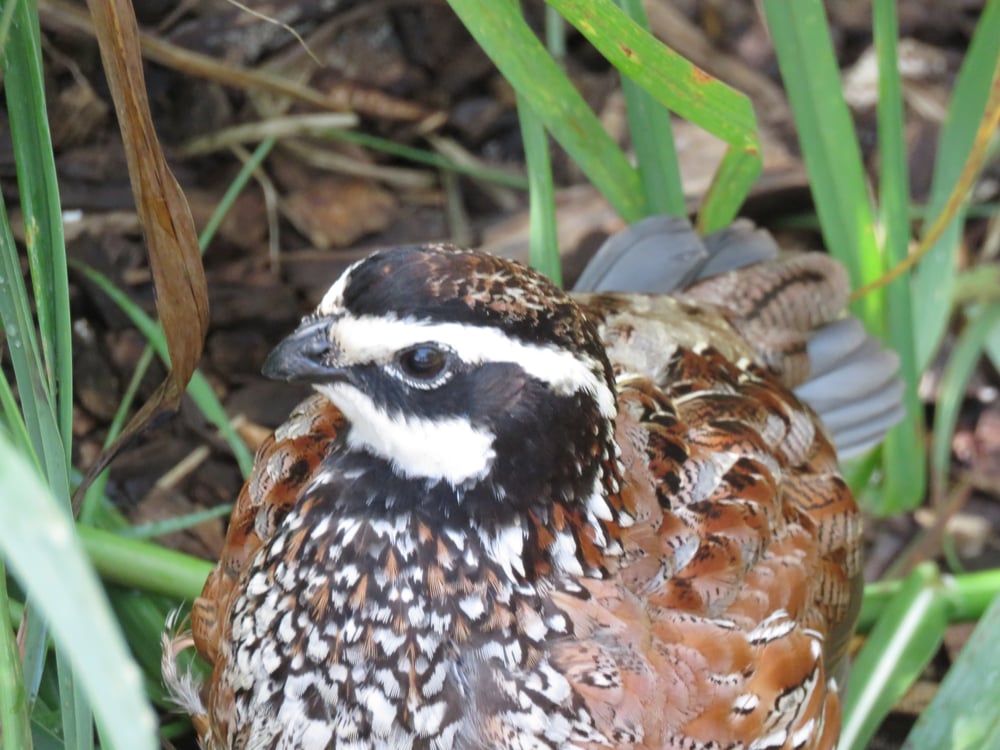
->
[[262, 317, 347, 383]]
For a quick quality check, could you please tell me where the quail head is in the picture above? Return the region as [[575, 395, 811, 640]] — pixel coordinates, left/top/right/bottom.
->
[[165, 220, 902, 750]]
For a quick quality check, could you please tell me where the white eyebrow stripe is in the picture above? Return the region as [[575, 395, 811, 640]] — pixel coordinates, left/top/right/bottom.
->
[[318, 258, 364, 314], [328, 315, 616, 418]]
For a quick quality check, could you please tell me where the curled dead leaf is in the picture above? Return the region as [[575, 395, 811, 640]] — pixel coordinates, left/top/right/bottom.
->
[[74, 0, 209, 509]]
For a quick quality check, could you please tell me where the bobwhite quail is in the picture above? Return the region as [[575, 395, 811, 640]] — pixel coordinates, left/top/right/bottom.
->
[[165, 218, 903, 750]]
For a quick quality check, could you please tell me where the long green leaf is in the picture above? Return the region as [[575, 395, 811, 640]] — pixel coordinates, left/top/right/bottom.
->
[[842, 563, 949, 750], [78, 525, 213, 601], [517, 93, 561, 284], [859, 568, 1000, 633], [0, 365, 36, 458], [0, 0, 18, 54], [56, 653, 93, 750], [1, 187, 70, 706], [31, 718, 65, 750], [873, 0, 925, 513], [447, 0, 644, 222], [762, 0, 880, 314], [911, 0, 1000, 369], [0, 435, 157, 750], [2, 0, 72, 461], [448, 0, 760, 229], [321, 129, 529, 190], [551, 0, 756, 143], [547, 0, 760, 230], [612, 0, 685, 217], [120, 502, 233, 540], [2, 0, 79, 716], [903, 589, 1000, 749], [79, 348, 156, 525], [0, 188, 51, 471], [0, 565, 32, 750]]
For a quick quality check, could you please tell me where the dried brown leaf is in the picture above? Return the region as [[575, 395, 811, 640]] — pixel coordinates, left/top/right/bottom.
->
[[282, 177, 397, 249], [74, 0, 209, 508]]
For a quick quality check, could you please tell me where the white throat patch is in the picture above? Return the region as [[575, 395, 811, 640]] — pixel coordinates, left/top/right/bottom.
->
[[317, 382, 496, 486]]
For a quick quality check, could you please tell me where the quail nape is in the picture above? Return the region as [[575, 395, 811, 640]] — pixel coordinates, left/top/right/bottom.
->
[[164, 220, 903, 750]]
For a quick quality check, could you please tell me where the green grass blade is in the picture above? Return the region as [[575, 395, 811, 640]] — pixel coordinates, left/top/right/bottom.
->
[[911, 0, 1000, 369], [56, 652, 93, 750], [0, 435, 157, 750], [942, 569, 1000, 623], [69, 261, 254, 475], [1, 4, 79, 717], [697, 145, 763, 234], [31, 684, 60, 735], [859, 568, 1000, 633], [0, 355, 37, 460], [18, 606, 48, 709], [120, 503, 233, 540], [762, 0, 880, 317], [0, 191, 71, 699], [79, 525, 213, 601], [548, 0, 760, 230], [448, 0, 758, 228], [0, 0, 18, 53], [516, 94, 561, 284], [903, 588, 1000, 749], [522, 0, 559, 281], [544, 5, 566, 59], [873, 2, 909, 261], [872, 0, 925, 513], [446, 0, 644, 222], [31, 717, 65, 750], [200, 137, 276, 253], [549, 0, 756, 143], [0, 188, 51, 462], [612, 0, 685, 217], [79, 347, 155, 524], [321, 129, 529, 191], [1, 0, 73, 461], [842, 563, 949, 750], [82, 488, 213, 598], [0, 566, 32, 750]]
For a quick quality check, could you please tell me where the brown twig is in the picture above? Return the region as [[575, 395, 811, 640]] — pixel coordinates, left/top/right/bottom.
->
[[38, 0, 429, 121]]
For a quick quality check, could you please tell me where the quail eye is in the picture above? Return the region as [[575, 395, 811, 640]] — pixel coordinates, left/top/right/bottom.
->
[[396, 344, 449, 381]]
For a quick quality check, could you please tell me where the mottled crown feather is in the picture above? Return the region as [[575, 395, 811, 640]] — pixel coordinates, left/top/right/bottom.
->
[[320, 244, 611, 382]]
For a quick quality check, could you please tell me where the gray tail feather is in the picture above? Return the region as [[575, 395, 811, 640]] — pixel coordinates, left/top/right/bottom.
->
[[573, 216, 904, 459], [798, 319, 906, 458], [572, 215, 780, 293]]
